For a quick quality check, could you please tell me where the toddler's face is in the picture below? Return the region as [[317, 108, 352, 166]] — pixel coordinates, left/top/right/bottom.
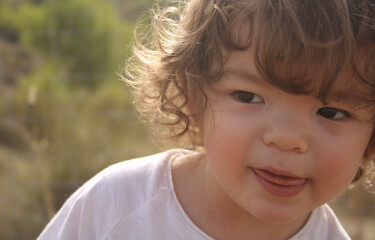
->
[[201, 46, 374, 226]]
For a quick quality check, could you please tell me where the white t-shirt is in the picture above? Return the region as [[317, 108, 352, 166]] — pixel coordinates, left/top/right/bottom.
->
[[38, 149, 351, 240]]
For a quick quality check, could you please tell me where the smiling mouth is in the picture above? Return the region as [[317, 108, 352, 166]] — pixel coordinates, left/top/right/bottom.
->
[[251, 168, 308, 197]]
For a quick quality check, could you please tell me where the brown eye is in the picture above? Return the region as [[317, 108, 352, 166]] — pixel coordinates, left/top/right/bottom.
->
[[233, 91, 264, 103], [317, 107, 350, 120]]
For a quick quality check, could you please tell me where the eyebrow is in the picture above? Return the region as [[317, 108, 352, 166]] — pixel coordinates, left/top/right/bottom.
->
[[324, 90, 372, 107], [221, 68, 264, 84]]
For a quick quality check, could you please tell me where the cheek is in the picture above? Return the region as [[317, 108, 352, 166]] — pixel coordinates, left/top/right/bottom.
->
[[203, 111, 249, 170], [203, 109, 236, 146], [310, 151, 361, 204], [309, 125, 373, 199], [203, 115, 257, 164], [321, 156, 359, 181], [316, 123, 372, 172], [314, 139, 365, 189]]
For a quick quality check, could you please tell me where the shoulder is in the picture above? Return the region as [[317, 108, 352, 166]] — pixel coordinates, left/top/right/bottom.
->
[[97, 149, 196, 197], [38, 149, 194, 240], [291, 204, 351, 240], [90, 149, 190, 205], [79, 150, 173, 204], [63, 150, 175, 210]]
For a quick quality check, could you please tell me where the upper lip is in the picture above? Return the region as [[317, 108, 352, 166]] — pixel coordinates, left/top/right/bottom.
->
[[251, 167, 307, 186]]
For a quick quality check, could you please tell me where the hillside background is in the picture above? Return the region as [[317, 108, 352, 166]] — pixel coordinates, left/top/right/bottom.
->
[[0, 0, 374, 239]]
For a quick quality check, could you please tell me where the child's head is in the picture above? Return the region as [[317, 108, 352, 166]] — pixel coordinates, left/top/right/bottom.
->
[[125, 0, 375, 186]]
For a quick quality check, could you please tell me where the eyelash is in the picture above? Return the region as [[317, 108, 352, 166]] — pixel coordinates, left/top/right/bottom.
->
[[232, 91, 264, 104], [317, 107, 351, 120]]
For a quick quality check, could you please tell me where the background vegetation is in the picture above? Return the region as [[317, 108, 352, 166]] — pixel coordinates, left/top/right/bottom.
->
[[0, 0, 373, 239]]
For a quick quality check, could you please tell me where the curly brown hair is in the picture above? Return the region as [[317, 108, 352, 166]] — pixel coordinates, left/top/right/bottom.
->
[[124, 0, 375, 150]]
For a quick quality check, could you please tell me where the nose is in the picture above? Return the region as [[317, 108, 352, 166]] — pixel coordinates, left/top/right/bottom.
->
[[262, 110, 309, 153]]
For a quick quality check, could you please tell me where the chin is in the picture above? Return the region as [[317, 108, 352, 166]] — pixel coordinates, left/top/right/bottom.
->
[[252, 207, 307, 225]]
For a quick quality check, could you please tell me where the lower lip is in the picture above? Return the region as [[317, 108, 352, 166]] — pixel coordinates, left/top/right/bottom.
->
[[251, 168, 307, 198]]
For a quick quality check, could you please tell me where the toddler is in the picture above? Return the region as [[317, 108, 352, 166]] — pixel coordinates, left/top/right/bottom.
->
[[38, 0, 375, 239]]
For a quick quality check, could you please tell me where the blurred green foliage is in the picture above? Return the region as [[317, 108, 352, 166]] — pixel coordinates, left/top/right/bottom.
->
[[12, 0, 131, 87], [0, 0, 157, 239]]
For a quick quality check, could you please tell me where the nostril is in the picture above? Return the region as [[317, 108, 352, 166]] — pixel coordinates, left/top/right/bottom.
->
[[263, 131, 308, 153]]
